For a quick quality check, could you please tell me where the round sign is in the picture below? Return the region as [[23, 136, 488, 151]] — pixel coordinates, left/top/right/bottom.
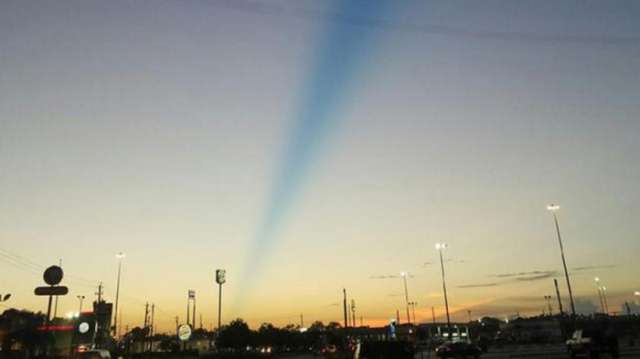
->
[[178, 324, 192, 341], [43, 266, 63, 285], [78, 322, 90, 334]]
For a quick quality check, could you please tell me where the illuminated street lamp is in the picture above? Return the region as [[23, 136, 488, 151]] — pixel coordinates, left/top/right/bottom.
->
[[401, 272, 411, 325], [435, 243, 451, 338], [546, 204, 576, 316], [113, 252, 125, 336]]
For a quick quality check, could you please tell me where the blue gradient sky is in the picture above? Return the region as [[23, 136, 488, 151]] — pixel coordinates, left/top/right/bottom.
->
[[1, 0, 639, 330]]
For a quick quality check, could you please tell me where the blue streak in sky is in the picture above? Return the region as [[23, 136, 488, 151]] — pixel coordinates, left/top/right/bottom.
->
[[238, 1, 395, 297]]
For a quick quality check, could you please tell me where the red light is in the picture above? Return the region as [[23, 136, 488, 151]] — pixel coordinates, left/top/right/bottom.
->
[[36, 325, 74, 331]]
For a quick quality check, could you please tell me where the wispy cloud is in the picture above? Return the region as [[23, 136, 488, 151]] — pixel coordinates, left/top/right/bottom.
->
[[458, 269, 559, 290], [457, 283, 499, 289], [369, 273, 415, 279], [489, 270, 556, 278], [572, 264, 616, 271], [513, 272, 558, 281]]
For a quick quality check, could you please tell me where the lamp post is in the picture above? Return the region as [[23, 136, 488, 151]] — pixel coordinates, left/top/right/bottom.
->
[[544, 296, 553, 316], [601, 286, 609, 315], [546, 204, 576, 316], [594, 277, 605, 314], [216, 269, 226, 330], [114, 252, 125, 336], [436, 243, 451, 338], [401, 272, 411, 325], [77, 295, 85, 312]]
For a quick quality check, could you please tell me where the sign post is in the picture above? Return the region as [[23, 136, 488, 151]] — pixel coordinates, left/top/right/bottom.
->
[[35, 265, 68, 326], [215, 269, 226, 330]]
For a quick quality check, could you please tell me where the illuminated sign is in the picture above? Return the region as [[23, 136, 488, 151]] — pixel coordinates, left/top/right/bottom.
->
[[216, 269, 226, 284], [178, 324, 192, 341]]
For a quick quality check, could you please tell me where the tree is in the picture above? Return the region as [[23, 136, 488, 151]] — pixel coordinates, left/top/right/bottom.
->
[[216, 318, 253, 351]]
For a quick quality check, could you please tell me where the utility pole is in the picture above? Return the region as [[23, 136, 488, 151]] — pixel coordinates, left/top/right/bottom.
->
[[77, 295, 85, 312], [431, 306, 436, 324], [143, 303, 149, 352], [360, 315, 363, 327], [186, 292, 189, 328], [401, 272, 411, 325], [300, 313, 304, 328], [53, 258, 62, 318], [547, 205, 576, 316], [343, 288, 348, 328], [467, 310, 472, 322], [544, 296, 553, 315], [436, 243, 452, 337], [150, 304, 155, 352], [396, 309, 400, 325], [554, 279, 564, 315], [144, 303, 149, 328], [192, 292, 196, 328], [351, 299, 357, 327], [200, 314, 203, 330], [95, 282, 104, 303]]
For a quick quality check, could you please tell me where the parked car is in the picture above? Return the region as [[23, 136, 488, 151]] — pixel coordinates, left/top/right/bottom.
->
[[566, 328, 619, 358], [435, 342, 482, 358]]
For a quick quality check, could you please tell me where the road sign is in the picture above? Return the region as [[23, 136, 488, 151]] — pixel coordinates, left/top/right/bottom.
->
[[216, 269, 226, 284], [178, 324, 192, 341], [35, 286, 69, 296], [43, 266, 63, 285]]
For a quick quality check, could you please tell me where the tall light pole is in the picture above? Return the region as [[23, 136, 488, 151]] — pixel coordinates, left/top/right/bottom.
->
[[436, 243, 451, 338], [216, 269, 226, 330], [602, 286, 609, 315], [547, 204, 576, 316], [77, 295, 85, 313], [401, 272, 411, 325], [595, 277, 605, 313], [114, 252, 125, 336]]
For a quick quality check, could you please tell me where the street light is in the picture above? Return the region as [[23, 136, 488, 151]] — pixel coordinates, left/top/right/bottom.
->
[[546, 204, 576, 316], [0, 294, 11, 302], [435, 242, 451, 338], [594, 277, 605, 314], [601, 286, 609, 315], [114, 252, 125, 336], [401, 272, 411, 325], [77, 295, 85, 312]]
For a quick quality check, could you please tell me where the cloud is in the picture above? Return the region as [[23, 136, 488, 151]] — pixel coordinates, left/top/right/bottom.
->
[[457, 283, 499, 289], [513, 272, 558, 281], [369, 274, 415, 280], [369, 275, 397, 279], [491, 270, 556, 279], [572, 265, 616, 271]]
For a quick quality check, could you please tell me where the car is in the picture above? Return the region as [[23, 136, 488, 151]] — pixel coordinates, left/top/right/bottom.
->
[[435, 341, 482, 358], [566, 328, 619, 358]]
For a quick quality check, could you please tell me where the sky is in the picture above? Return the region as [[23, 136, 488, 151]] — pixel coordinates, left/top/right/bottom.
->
[[1, 0, 639, 332]]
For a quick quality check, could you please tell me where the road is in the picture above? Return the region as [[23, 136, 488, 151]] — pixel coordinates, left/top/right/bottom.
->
[[278, 345, 640, 359]]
